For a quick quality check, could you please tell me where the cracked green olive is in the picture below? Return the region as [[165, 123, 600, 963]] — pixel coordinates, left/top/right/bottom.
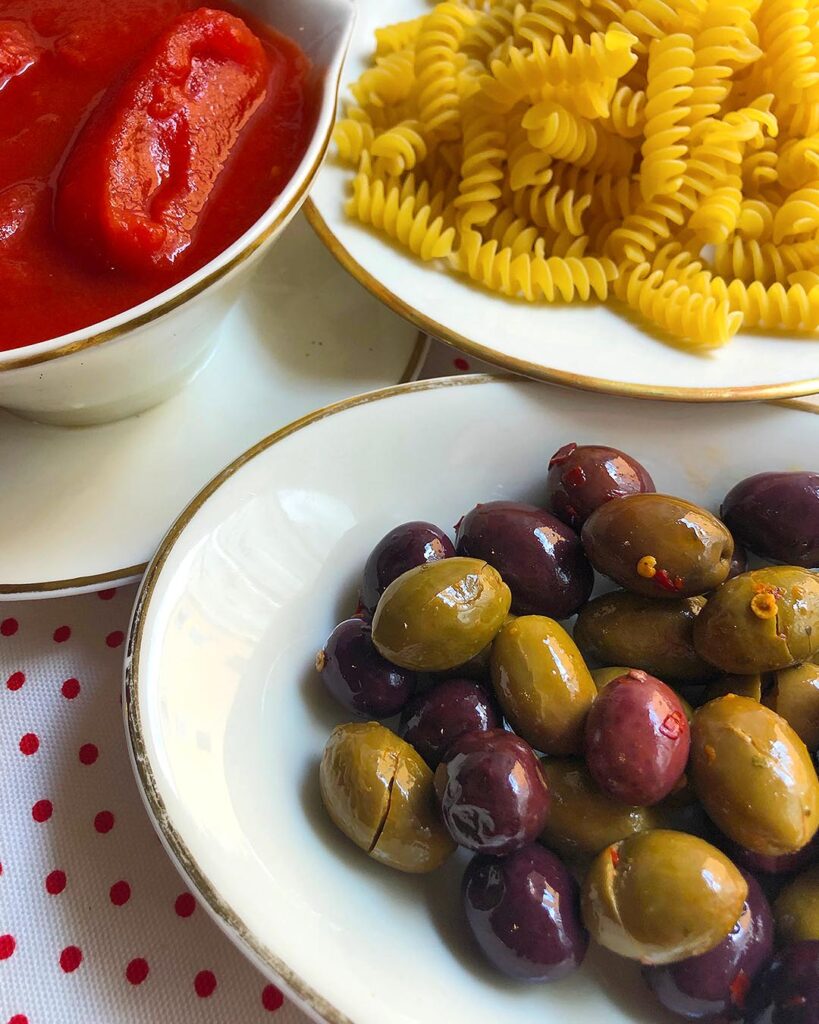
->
[[693, 567, 819, 675], [319, 722, 455, 873], [774, 864, 819, 942], [371, 557, 511, 672]]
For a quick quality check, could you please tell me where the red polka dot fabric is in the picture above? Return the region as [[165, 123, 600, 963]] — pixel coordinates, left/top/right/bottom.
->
[[0, 586, 302, 1024]]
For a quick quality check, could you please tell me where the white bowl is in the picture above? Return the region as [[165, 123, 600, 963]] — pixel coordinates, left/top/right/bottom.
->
[[125, 376, 819, 1024], [0, 0, 356, 426]]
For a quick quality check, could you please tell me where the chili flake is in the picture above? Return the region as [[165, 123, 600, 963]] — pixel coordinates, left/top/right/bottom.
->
[[750, 592, 777, 620]]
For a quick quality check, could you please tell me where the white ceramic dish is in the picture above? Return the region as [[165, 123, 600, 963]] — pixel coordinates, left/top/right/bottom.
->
[[305, 0, 819, 403], [0, 0, 355, 426], [0, 215, 424, 599], [126, 375, 819, 1024]]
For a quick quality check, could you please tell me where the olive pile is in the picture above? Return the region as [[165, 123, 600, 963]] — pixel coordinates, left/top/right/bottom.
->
[[315, 448, 819, 1021]]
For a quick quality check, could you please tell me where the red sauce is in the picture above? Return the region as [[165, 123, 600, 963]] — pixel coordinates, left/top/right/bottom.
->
[[0, 1, 314, 350]]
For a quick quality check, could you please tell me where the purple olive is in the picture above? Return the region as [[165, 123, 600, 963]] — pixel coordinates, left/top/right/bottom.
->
[[399, 678, 500, 769], [721, 472, 819, 568], [455, 501, 593, 619], [728, 541, 748, 581], [434, 729, 550, 855], [643, 870, 774, 1020], [463, 843, 588, 981], [746, 941, 819, 1024], [723, 832, 819, 877], [317, 618, 416, 718], [361, 521, 454, 614], [545, 442, 656, 530]]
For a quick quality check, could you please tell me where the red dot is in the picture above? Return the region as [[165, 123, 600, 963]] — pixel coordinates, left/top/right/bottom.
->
[[59, 945, 82, 972], [78, 743, 98, 765], [6, 671, 24, 691], [45, 870, 66, 895], [32, 799, 52, 822], [99, 588, 117, 600], [53, 625, 71, 643], [0, 861, 3, 875], [174, 892, 196, 918], [8, 1015, 29, 1024], [109, 880, 131, 906], [106, 630, 124, 649], [61, 677, 80, 699], [0, 934, 16, 959], [453, 357, 470, 371], [194, 970, 217, 998], [19, 733, 39, 756], [1, 617, 18, 636], [94, 811, 115, 834], [262, 984, 284, 1011], [125, 957, 149, 985]]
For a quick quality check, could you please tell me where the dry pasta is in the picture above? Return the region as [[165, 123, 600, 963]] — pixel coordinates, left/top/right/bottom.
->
[[331, 0, 819, 348]]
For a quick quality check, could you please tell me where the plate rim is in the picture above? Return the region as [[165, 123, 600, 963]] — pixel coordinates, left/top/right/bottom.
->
[[124, 373, 819, 1024]]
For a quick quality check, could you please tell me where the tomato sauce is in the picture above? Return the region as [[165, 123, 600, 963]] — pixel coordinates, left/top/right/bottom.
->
[[0, 1, 314, 350]]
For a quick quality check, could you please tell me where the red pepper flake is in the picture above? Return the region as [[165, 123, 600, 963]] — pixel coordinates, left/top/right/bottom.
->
[[729, 970, 750, 1008], [548, 443, 577, 469], [660, 711, 685, 740], [610, 847, 620, 868], [565, 465, 587, 487], [654, 568, 684, 592]]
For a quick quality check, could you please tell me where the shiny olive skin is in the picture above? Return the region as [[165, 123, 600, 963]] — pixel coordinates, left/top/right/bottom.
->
[[545, 442, 655, 530], [585, 670, 691, 806], [722, 472, 819, 569], [775, 865, 819, 943], [745, 941, 819, 1024], [693, 567, 819, 675], [372, 558, 511, 672], [728, 541, 748, 581], [463, 843, 588, 981], [455, 501, 593, 619], [582, 493, 734, 599], [434, 729, 550, 855], [574, 591, 715, 684], [490, 615, 596, 755], [582, 830, 748, 965], [319, 722, 455, 873], [690, 696, 819, 857], [540, 758, 664, 860], [317, 619, 416, 718], [361, 521, 455, 614], [722, 831, 819, 877], [592, 667, 695, 722], [399, 678, 500, 769], [643, 871, 774, 1021], [708, 664, 819, 751]]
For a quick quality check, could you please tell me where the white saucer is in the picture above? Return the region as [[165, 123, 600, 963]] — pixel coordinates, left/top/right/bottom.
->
[[0, 214, 425, 599]]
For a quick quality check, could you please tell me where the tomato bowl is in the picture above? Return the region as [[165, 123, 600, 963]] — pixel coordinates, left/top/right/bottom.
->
[[0, 0, 355, 426]]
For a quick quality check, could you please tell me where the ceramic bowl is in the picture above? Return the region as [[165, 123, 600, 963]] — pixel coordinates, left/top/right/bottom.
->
[[0, 0, 355, 426], [126, 376, 819, 1024]]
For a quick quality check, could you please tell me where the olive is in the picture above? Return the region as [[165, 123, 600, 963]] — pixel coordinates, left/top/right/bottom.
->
[[582, 493, 734, 599], [454, 501, 593, 619], [463, 843, 588, 981], [574, 591, 715, 684], [728, 540, 748, 580], [775, 865, 819, 943], [317, 618, 416, 718], [693, 567, 819, 675], [490, 615, 596, 755], [745, 941, 819, 1024], [690, 696, 819, 857], [434, 729, 550, 855], [540, 758, 664, 860], [765, 663, 819, 752], [722, 471, 819, 568], [319, 722, 455, 873], [398, 678, 500, 769], [722, 831, 819, 877], [585, 670, 690, 806], [361, 521, 454, 614], [581, 830, 748, 965], [371, 557, 511, 672], [704, 673, 764, 703], [643, 871, 773, 1020], [544, 442, 655, 530]]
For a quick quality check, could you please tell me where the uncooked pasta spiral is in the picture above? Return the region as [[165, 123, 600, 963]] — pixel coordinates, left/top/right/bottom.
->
[[640, 33, 694, 200], [773, 186, 819, 242], [375, 16, 427, 56], [371, 122, 429, 176], [603, 85, 647, 139], [415, 3, 476, 139], [727, 279, 819, 328]]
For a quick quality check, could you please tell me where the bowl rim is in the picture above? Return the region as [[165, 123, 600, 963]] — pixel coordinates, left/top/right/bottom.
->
[[0, 0, 356, 373], [123, 373, 819, 1024]]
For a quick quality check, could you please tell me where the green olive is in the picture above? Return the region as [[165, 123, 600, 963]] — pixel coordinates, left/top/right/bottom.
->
[[490, 615, 596, 755], [704, 673, 764, 703], [574, 591, 714, 683], [690, 695, 819, 856], [581, 494, 733, 599], [693, 567, 819, 674], [764, 662, 819, 752], [540, 759, 664, 860], [319, 722, 455, 873], [371, 557, 511, 672], [774, 864, 819, 942]]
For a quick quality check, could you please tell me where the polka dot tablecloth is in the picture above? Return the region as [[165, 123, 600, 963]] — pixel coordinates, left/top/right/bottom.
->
[[0, 342, 485, 1024]]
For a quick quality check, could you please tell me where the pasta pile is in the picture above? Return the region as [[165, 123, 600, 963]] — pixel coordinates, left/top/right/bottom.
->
[[332, 0, 819, 348]]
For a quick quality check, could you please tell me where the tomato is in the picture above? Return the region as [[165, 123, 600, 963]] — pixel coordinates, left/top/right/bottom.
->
[[0, 21, 40, 93]]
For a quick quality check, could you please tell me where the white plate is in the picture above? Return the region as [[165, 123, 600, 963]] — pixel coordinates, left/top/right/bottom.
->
[[305, 0, 819, 403], [0, 214, 424, 599], [126, 376, 819, 1024]]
